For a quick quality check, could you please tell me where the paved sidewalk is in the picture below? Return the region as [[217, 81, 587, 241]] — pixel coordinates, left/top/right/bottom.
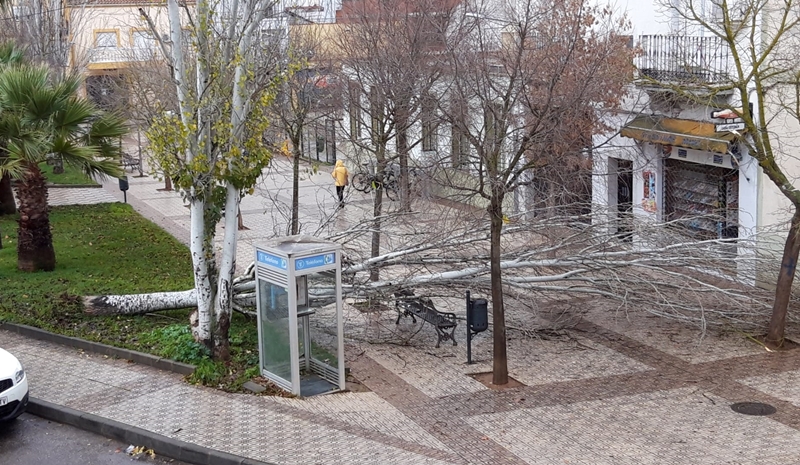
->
[[7, 309, 800, 465], [14, 155, 800, 464]]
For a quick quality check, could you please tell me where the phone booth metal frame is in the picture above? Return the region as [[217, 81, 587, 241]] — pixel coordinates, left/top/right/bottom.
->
[[254, 236, 345, 396]]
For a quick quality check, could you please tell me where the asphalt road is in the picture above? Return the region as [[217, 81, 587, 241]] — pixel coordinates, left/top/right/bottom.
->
[[0, 413, 191, 465]]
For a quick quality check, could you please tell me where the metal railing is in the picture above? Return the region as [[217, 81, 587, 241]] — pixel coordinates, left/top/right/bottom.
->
[[636, 35, 731, 84], [88, 47, 159, 64]]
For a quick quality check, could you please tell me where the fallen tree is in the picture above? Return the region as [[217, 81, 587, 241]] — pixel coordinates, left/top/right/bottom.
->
[[84, 208, 786, 332]]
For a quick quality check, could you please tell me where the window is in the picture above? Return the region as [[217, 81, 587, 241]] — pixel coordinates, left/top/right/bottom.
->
[[349, 81, 361, 140], [713, 0, 748, 22], [95, 31, 118, 48], [131, 30, 155, 59], [182, 28, 193, 52], [450, 97, 470, 168], [451, 124, 470, 168], [12, 5, 30, 18], [484, 103, 505, 148], [132, 30, 154, 49], [421, 95, 437, 152], [370, 86, 382, 142], [484, 103, 507, 168], [326, 118, 337, 163]]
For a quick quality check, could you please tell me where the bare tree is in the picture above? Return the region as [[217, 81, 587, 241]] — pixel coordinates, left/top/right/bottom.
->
[[647, 0, 800, 347], [0, 0, 97, 214], [332, 0, 456, 280], [83, 202, 788, 343], [270, 24, 338, 234], [0, 0, 71, 74], [436, 0, 635, 384]]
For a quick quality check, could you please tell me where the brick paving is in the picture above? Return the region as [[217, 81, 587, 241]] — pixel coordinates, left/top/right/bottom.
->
[[8, 151, 800, 463]]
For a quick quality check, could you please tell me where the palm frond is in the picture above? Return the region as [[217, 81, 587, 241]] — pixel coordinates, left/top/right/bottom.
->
[[0, 155, 27, 179], [51, 137, 97, 161], [77, 158, 123, 181], [5, 133, 49, 165], [52, 74, 83, 100], [88, 111, 128, 142], [54, 97, 95, 133], [0, 43, 25, 67], [0, 63, 128, 182]]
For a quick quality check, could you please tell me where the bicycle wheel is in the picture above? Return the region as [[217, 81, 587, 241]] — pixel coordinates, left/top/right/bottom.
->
[[351, 172, 371, 193], [383, 181, 398, 201]]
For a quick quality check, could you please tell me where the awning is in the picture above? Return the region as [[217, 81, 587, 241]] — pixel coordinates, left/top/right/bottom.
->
[[620, 116, 738, 154]]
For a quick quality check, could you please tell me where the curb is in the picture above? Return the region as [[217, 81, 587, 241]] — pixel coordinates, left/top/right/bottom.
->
[[48, 183, 103, 188], [0, 323, 195, 376], [28, 398, 275, 465]]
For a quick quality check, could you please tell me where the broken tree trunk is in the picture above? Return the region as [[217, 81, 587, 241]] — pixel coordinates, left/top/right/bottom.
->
[[83, 290, 197, 315]]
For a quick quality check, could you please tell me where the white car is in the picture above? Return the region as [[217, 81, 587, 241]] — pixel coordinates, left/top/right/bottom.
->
[[0, 347, 28, 421]]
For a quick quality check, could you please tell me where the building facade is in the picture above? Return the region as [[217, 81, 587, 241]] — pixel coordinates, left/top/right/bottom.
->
[[592, 0, 798, 284]]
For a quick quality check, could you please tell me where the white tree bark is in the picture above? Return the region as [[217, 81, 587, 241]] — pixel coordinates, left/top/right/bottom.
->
[[84, 198, 785, 334], [213, 0, 269, 354], [84, 290, 197, 315], [166, 0, 221, 345], [190, 201, 214, 342]]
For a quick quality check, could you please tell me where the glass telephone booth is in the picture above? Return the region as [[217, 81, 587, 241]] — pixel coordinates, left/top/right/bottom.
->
[[255, 236, 345, 396]]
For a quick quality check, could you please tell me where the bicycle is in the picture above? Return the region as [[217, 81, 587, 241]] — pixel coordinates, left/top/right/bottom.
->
[[351, 163, 400, 200], [352, 162, 424, 201]]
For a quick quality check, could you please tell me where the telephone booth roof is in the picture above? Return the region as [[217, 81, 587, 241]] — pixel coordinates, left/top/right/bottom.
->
[[260, 235, 341, 257]]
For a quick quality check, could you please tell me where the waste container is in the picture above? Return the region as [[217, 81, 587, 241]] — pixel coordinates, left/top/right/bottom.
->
[[468, 298, 488, 333]]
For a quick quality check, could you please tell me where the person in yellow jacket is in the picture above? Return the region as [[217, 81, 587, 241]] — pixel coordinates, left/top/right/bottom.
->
[[331, 160, 349, 207]]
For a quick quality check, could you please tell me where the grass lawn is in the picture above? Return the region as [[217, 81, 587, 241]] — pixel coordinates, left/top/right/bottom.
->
[[0, 203, 260, 390], [40, 160, 100, 186]]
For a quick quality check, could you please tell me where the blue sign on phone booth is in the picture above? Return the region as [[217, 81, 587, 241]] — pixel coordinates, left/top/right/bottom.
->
[[254, 236, 345, 396]]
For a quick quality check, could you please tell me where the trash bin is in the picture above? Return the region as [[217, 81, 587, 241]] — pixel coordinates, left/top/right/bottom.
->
[[468, 298, 488, 333]]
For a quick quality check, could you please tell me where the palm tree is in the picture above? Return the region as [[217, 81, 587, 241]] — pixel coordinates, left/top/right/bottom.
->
[[0, 64, 127, 271], [0, 43, 26, 216]]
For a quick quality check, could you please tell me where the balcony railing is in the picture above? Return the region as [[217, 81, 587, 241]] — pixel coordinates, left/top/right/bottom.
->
[[88, 47, 159, 64], [635, 35, 731, 84]]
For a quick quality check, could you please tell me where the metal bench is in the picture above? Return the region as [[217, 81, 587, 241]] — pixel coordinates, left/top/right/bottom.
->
[[394, 290, 458, 348], [121, 152, 139, 171]]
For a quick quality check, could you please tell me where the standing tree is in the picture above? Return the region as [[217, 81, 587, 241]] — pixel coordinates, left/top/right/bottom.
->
[[334, 0, 455, 280], [440, 0, 635, 384], [652, 0, 800, 346], [270, 24, 337, 235], [134, 0, 280, 358], [0, 65, 126, 271]]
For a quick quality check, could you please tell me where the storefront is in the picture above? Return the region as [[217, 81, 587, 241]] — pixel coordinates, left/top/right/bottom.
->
[[620, 115, 742, 240], [664, 156, 738, 239]]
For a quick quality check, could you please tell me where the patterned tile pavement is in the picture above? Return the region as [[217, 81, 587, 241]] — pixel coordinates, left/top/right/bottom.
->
[[12, 150, 800, 464]]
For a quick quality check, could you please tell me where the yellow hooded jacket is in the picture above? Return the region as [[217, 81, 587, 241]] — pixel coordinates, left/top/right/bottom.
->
[[332, 160, 349, 187]]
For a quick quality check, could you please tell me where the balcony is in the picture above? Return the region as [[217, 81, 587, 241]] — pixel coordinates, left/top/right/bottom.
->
[[88, 47, 160, 64], [635, 35, 731, 85]]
